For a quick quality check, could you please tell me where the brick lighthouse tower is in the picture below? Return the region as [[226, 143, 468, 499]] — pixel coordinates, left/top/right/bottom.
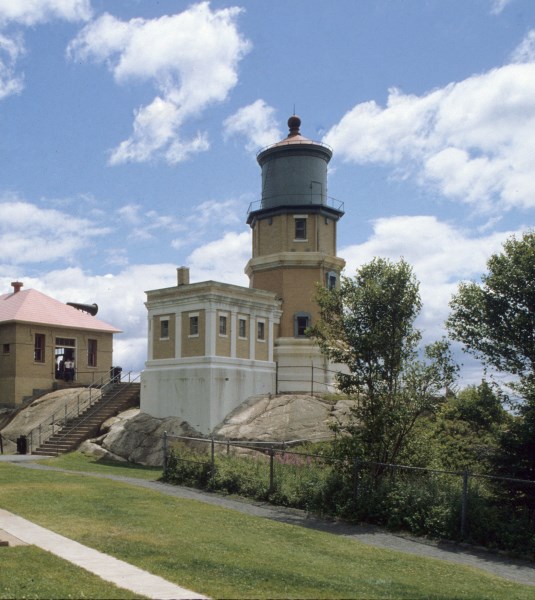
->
[[245, 115, 345, 392]]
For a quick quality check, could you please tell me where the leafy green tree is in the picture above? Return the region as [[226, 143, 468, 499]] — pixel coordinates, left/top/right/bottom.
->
[[311, 258, 457, 469], [447, 231, 535, 496], [446, 231, 535, 404], [421, 381, 510, 472]]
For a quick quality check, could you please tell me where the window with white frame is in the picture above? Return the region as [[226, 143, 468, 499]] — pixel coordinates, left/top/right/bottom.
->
[[189, 314, 199, 336], [160, 317, 169, 339], [219, 314, 228, 336], [238, 317, 247, 339], [294, 216, 307, 240], [257, 319, 265, 341]]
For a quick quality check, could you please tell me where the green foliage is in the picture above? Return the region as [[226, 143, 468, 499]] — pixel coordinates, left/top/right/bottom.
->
[[311, 257, 458, 468], [419, 382, 510, 472], [447, 231, 535, 403]]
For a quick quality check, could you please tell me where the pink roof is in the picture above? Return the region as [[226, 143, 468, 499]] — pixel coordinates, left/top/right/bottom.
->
[[0, 289, 121, 333]]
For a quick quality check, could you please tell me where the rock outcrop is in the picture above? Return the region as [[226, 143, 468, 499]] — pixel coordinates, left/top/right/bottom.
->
[[80, 393, 354, 466]]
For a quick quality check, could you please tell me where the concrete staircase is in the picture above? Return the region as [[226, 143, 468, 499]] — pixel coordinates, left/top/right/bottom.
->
[[32, 382, 140, 456]]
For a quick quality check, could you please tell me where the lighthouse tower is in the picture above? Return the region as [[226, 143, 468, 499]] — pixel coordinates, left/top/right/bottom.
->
[[245, 116, 345, 392]]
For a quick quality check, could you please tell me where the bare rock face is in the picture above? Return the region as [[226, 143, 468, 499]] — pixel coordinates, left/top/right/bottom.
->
[[81, 409, 200, 466], [213, 394, 354, 442], [1, 388, 101, 454]]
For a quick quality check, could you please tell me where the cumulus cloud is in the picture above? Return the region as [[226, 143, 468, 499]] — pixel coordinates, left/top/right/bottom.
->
[[0, 0, 91, 100], [187, 230, 251, 286], [67, 2, 251, 165], [224, 99, 282, 151], [340, 216, 521, 343], [0, 199, 109, 264], [0, 0, 91, 25], [511, 29, 535, 63], [0, 32, 23, 99], [324, 54, 535, 213], [490, 0, 512, 15]]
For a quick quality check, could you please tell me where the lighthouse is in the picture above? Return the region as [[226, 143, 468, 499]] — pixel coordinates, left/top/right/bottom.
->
[[245, 116, 345, 392], [142, 115, 346, 432]]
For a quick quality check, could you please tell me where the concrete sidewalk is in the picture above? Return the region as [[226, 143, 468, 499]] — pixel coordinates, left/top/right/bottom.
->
[[0, 508, 208, 600]]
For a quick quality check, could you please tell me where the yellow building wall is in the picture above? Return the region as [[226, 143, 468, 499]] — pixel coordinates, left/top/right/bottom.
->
[[236, 315, 250, 359], [181, 310, 206, 357], [0, 323, 116, 406], [216, 311, 231, 357], [152, 314, 175, 360]]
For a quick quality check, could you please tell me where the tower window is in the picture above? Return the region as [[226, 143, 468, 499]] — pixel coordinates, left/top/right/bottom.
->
[[3, 344, 10, 354], [326, 271, 337, 290], [294, 313, 311, 337], [294, 218, 307, 240]]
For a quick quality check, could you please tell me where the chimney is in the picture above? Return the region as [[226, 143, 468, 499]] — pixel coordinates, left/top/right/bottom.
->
[[11, 281, 23, 294], [177, 267, 190, 286]]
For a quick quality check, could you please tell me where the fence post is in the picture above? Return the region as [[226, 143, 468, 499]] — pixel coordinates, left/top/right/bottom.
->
[[269, 446, 275, 494], [461, 469, 469, 538], [311, 364, 314, 396], [162, 431, 168, 472], [38, 424, 42, 447], [275, 362, 279, 395], [353, 457, 360, 506], [211, 437, 215, 479]]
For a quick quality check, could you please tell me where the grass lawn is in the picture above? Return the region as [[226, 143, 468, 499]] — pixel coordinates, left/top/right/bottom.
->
[[0, 457, 533, 599], [1, 546, 143, 599]]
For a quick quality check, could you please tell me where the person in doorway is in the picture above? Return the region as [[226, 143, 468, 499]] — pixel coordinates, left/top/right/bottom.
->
[[64, 358, 74, 382]]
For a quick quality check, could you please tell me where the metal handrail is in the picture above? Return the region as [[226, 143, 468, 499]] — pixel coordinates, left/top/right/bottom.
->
[[39, 372, 140, 455], [26, 371, 133, 453], [247, 195, 344, 214]]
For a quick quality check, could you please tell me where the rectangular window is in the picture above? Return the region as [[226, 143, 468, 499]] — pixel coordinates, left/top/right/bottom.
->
[[34, 333, 45, 363], [296, 316, 310, 337], [189, 315, 199, 336], [55, 337, 75, 348], [238, 318, 247, 339], [295, 217, 307, 240], [219, 315, 228, 336], [87, 339, 97, 367], [326, 271, 337, 290], [257, 320, 265, 341], [2, 343, 10, 354], [160, 318, 169, 339]]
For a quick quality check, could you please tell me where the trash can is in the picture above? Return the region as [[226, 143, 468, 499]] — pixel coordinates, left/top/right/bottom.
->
[[16, 435, 27, 455]]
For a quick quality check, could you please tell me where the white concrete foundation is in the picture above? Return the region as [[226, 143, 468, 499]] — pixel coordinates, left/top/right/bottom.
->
[[141, 357, 276, 434], [274, 337, 339, 394]]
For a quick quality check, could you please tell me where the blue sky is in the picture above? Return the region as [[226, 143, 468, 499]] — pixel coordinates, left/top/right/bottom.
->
[[0, 0, 533, 383]]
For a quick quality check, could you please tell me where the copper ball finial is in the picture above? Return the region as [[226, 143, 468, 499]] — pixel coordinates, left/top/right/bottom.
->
[[288, 115, 301, 136]]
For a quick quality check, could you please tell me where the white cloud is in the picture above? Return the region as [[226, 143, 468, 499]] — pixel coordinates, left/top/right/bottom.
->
[[324, 59, 535, 212], [187, 231, 251, 286], [0, 0, 92, 26], [511, 29, 535, 63], [0, 199, 109, 264], [340, 216, 521, 344], [490, 0, 512, 15], [224, 99, 282, 151], [68, 3, 251, 164], [0, 0, 91, 100], [0, 32, 23, 99]]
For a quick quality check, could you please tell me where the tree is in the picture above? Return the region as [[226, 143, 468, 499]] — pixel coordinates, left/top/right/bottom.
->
[[446, 231, 535, 404], [311, 258, 457, 468], [447, 231, 535, 491]]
